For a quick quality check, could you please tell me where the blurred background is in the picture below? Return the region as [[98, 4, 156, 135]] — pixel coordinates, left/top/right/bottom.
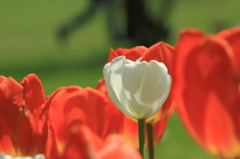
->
[[0, 0, 239, 158]]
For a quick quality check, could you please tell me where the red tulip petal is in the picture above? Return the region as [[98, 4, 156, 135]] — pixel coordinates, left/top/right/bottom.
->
[[0, 77, 23, 156], [174, 29, 207, 126], [115, 48, 132, 56], [176, 29, 206, 56], [142, 42, 174, 73], [97, 135, 142, 159], [64, 88, 115, 139], [0, 76, 7, 83], [46, 86, 82, 157], [107, 46, 148, 63], [96, 79, 107, 93], [20, 74, 45, 114], [152, 114, 168, 146], [174, 28, 206, 90], [107, 48, 130, 63], [124, 46, 148, 61], [96, 79, 125, 134], [175, 31, 240, 158], [119, 115, 139, 148], [204, 92, 240, 157], [217, 27, 240, 75], [63, 125, 103, 159], [18, 74, 47, 155]]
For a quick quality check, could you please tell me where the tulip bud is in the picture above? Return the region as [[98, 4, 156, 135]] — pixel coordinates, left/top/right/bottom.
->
[[103, 56, 171, 120]]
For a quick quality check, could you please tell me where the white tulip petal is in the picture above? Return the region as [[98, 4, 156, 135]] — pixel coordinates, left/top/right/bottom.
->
[[103, 56, 137, 118], [122, 60, 171, 119], [122, 61, 150, 118], [135, 57, 143, 63], [144, 61, 171, 117], [154, 74, 171, 116], [103, 56, 171, 119]]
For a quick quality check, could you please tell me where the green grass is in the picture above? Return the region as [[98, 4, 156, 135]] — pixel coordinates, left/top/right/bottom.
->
[[0, 0, 239, 158], [169, 0, 240, 44], [156, 112, 215, 159]]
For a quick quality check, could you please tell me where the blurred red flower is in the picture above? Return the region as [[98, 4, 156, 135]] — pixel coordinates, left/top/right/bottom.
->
[[98, 42, 175, 147], [0, 74, 54, 157], [174, 27, 240, 158], [44, 86, 141, 159], [49, 123, 142, 159]]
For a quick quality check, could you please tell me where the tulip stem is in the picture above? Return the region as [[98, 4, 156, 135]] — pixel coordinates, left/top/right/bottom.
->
[[146, 123, 154, 159], [138, 119, 145, 158]]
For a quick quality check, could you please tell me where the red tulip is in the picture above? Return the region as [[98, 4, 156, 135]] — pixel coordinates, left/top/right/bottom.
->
[[45, 86, 141, 159], [174, 28, 240, 158], [53, 124, 142, 159], [0, 74, 54, 157], [45, 86, 118, 158]]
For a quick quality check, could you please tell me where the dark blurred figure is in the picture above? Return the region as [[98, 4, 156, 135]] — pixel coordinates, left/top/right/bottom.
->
[[57, 0, 106, 43], [57, 0, 174, 47], [124, 0, 173, 47]]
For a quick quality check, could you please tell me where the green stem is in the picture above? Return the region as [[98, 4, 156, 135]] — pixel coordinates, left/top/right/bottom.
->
[[146, 123, 154, 159], [138, 119, 145, 158]]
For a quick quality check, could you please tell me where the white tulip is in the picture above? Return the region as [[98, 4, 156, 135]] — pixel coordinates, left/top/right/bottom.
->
[[103, 56, 171, 119]]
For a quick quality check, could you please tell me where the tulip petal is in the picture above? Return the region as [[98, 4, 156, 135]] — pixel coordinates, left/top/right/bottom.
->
[[175, 29, 240, 158], [45, 86, 82, 158], [143, 61, 171, 117], [122, 60, 149, 118], [107, 46, 147, 63], [0, 77, 23, 156], [19, 74, 47, 156], [217, 27, 240, 75], [64, 87, 115, 139], [0, 76, 7, 83], [63, 125, 103, 159], [122, 60, 171, 119], [151, 114, 168, 146], [97, 135, 142, 159], [124, 46, 148, 61], [204, 92, 240, 157], [0, 74, 53, 157], [103, 56, 136, 119], [20, 74, 45, 114], [46, 87, 118, 159], [142, 42, 175, 121], [142, 42, 174, 74]]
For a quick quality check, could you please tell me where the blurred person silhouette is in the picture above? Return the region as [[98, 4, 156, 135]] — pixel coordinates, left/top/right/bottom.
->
[[57, 0, 106, 43], [57, 0, 174, 47]]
